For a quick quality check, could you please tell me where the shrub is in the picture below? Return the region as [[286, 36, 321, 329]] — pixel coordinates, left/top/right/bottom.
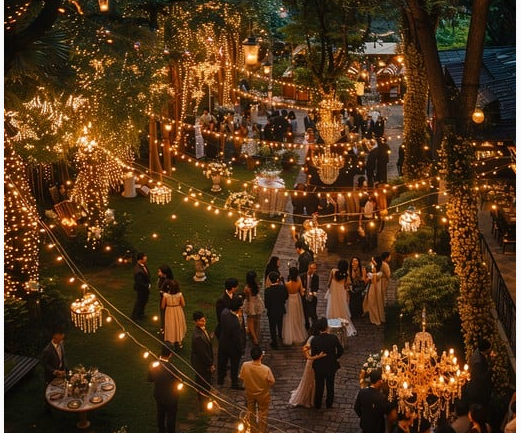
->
[[394, 253, 454, 279], [389, 189, 429, 209], [393, 226, 434, 255], [397, 264, 459, 330]]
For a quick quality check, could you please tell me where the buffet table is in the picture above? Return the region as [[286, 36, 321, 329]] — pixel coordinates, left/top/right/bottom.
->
[[45, 372, 116, 429]]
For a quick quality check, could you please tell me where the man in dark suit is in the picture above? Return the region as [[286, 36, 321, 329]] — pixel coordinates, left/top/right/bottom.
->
[[300, 262, 319, 331], [214, 277, 239, 339], [310, 317, 343, 409], [217, 297, 244, 389], [42, 324, 67, 412], [295, 240, 313, 274], [131, 252, 151, 320], [264, 271, 288, 350], [147, 346, 180, 433], [190, 311, 214, 410], [354, 369, 387, 433], [361, 114, 375, 139]]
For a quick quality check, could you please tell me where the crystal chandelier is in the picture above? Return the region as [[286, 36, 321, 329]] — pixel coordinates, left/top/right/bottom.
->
[[380, 308, 469, 425], [313, 97, 345, 185], [302, 213, 327, 255], [71, 293, 104, 333], [150, 182, 172, 205]]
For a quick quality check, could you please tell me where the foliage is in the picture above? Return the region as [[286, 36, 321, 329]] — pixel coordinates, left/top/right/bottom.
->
[[393, 226, 434, 255], [4, 297, 30, 352], [389, 188, 429, 209], [394, 253, 454, 279], [397, 264, 459, 330], [281, 148, 300, 164], [436, 15, 470, 49]]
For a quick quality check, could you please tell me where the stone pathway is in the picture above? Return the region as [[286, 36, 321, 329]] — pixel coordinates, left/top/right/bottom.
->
[[204, 104, 405, 433]]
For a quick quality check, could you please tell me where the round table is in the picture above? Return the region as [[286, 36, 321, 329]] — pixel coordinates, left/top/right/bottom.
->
[[46, 373, 116, 429]]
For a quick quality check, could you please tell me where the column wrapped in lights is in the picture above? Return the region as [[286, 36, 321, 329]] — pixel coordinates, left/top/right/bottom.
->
[[70, 293, 104, 333]]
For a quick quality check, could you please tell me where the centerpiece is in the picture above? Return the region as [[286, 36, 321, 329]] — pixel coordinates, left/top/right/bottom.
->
[[66, 364, 97, 398], [183, 243, 221, 281], [204, 161, 233, 192], [359, 352, 382, 388], [225, 191, 257, 214]]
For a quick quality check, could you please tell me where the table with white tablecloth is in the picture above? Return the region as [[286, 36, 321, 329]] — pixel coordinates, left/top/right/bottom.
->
[[254, 175, 286, 217]]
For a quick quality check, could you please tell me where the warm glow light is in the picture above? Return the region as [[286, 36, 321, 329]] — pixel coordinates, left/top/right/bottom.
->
[[472, 108, 485, 124]]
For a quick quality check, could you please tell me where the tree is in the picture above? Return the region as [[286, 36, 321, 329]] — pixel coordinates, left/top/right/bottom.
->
[[405, 0, 509, 392]]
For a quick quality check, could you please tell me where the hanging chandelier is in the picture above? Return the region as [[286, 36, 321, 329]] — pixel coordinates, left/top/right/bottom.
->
[[70, 293, 104, 333], [312, 97, 345, 185], [302, 213, 327, 255], [380, 308, 469, 425], [149, 183, 172, 205]]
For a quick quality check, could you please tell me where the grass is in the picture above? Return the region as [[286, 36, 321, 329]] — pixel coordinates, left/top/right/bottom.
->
[[4, 160, 301, 433]]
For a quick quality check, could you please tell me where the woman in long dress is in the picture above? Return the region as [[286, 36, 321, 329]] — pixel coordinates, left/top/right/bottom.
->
[[363, 257, 385, 325], [161, 279, 187, 349], [326, 259, 357, 337], [157, 264, 174, 334], [348, 256, 368, 317], [282, 267, 308, 345], [242, 270, 265, 346], [289, 323, 326, 408]]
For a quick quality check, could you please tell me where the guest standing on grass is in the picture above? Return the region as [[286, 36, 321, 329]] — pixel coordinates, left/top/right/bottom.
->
[[157, 264, 174, 334], [239, 347, 275, 433], [310, 317, 343, 410], [191, 311, 214, 411], [42, 324, 67, 413], [147, 345, 180, 433], [132, 252, 151, 320], [161, 279, 186, 351]]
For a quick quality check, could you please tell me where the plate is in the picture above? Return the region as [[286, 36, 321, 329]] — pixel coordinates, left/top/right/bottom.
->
[[51, 378, 64, 386], [67, 399, 82, 409], [49, 392, 64, 401], [101, 383, 114, 391], [90, 395, 103, 404]]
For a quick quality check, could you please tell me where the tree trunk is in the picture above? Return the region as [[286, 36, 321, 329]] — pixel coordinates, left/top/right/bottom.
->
[[405, 0, 509, 392]]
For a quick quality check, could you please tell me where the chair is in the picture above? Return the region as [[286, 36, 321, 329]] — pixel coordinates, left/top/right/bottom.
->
[[501, 235, 516, 254]]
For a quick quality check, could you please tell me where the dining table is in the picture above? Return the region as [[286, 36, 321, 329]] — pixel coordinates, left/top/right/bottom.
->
[[45, 372, 116, 429]]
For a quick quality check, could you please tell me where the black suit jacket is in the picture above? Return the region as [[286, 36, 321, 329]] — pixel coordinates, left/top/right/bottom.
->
[[310, 333, 343, 374], [42, 341, 67, 384], [147, 359, 179, 405], [214, 292, 234, 338], [354, 386, 387, 433], [219, 309, 243, 355], [134, 263, 151, 292], [264, 283, 288, 318], [300, 272, 319, 298], [191, 326, 213, 375]]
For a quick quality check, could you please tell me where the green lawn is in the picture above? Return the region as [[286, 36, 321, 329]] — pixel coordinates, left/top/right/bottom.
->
[[5, 160, 300, 433]]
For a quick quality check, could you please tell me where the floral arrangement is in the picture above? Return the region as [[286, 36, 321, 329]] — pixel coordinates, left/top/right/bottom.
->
[[66, 364, 97, 397], [204, 161, 232, 178], [183, 243, 220, 267], [225, 191, 256, 211], [359, 352, 382, 387]]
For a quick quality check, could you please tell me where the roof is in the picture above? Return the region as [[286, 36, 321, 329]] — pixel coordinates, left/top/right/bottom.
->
[[438, 46, 516, 141], [362, 42, 397, 56]]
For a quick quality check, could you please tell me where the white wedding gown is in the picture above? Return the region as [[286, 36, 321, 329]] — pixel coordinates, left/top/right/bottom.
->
[[289, 336, 315, 408]]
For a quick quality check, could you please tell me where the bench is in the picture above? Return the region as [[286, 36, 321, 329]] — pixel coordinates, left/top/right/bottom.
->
[[4, 353, 40, 393]]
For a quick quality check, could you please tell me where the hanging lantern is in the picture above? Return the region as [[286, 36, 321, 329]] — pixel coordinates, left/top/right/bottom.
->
[[242, 36, 259, 66], [98, 0, 109, 12], [262, 60, 272, 76], [71, 293, 104, 333], [472, 108, 485, 124]]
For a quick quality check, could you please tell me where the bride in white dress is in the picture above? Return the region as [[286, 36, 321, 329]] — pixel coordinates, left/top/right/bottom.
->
[[326, 259, 357, 337], [289, 324, 326, 407]]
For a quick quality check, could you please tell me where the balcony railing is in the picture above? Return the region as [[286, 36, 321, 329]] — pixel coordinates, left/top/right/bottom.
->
[[479, 234, 516, 356]]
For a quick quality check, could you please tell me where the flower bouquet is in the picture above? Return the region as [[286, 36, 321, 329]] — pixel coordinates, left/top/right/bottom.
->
[[225, 191, 257, 212], [66, 364, 96, 398], [183, 244, 220, 267], [359, 352, 382, 388], [204, 161, 233, 179]]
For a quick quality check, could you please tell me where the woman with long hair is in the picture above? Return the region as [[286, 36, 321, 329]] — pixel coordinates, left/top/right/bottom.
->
[[326, 259, 357, 336], [242, 270, 265, 346], [348, 256, 368, 317], [161, 279, 187, 351], [288, 321, 326, 407], [363, 257, 385, 325], [282, 267, 307, 345], [264, 256, 283, 287], [157, 264, 174, 333]]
